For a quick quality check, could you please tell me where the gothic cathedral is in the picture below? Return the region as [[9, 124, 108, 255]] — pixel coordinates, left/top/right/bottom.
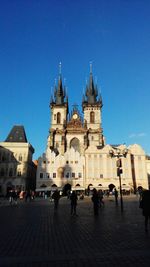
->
[[36, 67, 149, 193]]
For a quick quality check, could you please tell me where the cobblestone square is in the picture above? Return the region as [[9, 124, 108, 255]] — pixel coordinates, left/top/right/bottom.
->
[[0, 195, 150, 267]]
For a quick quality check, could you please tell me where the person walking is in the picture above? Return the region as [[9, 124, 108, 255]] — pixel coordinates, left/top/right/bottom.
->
[[52, 189, 60, 211], [70, 191, 78, 216], [98, 190, 104, 207], [140, 190, 150, 232], [91, 188, 99, 216], [114, 188, 118, 206]]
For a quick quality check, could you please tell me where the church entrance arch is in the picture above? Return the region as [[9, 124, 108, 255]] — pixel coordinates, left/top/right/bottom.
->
[[70, 138, 80, 153]]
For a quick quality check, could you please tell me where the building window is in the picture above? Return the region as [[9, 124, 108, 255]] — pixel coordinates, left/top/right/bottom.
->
[[54, 114, 56, 120], [57, 112, 61, 124], [66, 173, 69, 178], [43, 160, 46, 164], [70, 138, 80, 153], [9, 168, 13, 177], [100, 174, 103, 178], [53, 173, 56, 178], [56, 142, 59, 148], [90, 111, 95, 123], [17, 170, 21, 176], [78, 173, 82, 178], [2, 153, 6, 162], [40, 173, 43, 179], [46, 173, 49, 178], [66, 161, 69, 164], [19, 154, 22, 161], [72, 172, 75, 178], [0, 168, 5, 177], [91, 136, 94, 141], [75, 161, 78, 164]]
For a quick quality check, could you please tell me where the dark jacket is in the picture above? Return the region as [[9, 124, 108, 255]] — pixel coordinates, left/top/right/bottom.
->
[[70, 192, 77, 206], [141, 190, 150, 216]]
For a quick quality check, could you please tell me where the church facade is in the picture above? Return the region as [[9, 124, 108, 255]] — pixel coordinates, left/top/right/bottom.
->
[[36, 68, 149, 193]]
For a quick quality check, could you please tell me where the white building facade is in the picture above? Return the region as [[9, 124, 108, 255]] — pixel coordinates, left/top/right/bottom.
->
[[0, 126, 36, 195], [36, 68, 149, 193]]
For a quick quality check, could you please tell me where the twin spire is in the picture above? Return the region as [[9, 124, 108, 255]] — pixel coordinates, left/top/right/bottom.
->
[[51, 62, 67, 105], [50, 63, 103, 107], [82, 62, 103, 106]]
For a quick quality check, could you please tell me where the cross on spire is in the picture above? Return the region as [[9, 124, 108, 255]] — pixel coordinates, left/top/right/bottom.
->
[[90, 61, 93, 73], [59, 62, 62, 75]]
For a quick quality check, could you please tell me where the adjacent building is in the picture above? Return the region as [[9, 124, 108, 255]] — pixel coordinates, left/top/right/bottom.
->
[[36, 68, 149, 193], [0, 125, 36, 196]]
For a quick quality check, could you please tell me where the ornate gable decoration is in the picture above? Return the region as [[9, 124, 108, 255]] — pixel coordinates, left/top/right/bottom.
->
[[67, 112, 83, 129]]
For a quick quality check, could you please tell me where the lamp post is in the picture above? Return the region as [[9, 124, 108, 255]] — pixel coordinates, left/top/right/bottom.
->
[[109, 148, 128, 212]]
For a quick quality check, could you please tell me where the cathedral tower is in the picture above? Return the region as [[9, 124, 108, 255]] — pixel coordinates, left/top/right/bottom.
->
[[48, 64, 68, 154], [82, 66, 104, 147]]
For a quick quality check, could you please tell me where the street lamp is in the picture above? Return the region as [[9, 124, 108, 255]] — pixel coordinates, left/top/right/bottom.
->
[[109, 148, 128, 212]]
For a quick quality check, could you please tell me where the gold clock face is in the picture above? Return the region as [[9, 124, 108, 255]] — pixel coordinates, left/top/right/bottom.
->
[[73, 113, 78, 119]]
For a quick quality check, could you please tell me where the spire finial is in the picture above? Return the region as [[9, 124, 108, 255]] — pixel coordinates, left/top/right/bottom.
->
[[59, 62, 62, 75], [90, 61, 93, 74]]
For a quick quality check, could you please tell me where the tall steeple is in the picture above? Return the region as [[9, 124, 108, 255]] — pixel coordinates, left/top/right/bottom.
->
[[82, 63, 100, 105], [51, 63, 67, 106]]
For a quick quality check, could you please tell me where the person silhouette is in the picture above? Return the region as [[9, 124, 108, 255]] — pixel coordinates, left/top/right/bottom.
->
[[91, 188, 99, 216], [114, 188, 118, 205], [70, 191, 78, 216], [140, 190, 150, 232], [52, 190, 60, 211]]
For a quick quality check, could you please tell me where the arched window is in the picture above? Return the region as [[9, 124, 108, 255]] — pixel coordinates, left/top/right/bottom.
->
[[57, 112, 61, 124], [19, 154, 22, 161], [70, 138, 80, 152], [90, 111, 95, 123]]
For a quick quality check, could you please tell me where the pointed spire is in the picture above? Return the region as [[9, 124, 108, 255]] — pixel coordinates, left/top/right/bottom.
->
[[50, 63, 68, 107], [54, 63, 64, 104], [83, 63, 98, 104], [99, 93, 103, 108]]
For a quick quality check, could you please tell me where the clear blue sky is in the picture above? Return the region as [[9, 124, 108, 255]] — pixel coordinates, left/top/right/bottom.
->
[[0, 0, 150, 159]]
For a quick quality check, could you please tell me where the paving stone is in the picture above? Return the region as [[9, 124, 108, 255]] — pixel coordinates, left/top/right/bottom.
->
[[0, 195, 150, 266]]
